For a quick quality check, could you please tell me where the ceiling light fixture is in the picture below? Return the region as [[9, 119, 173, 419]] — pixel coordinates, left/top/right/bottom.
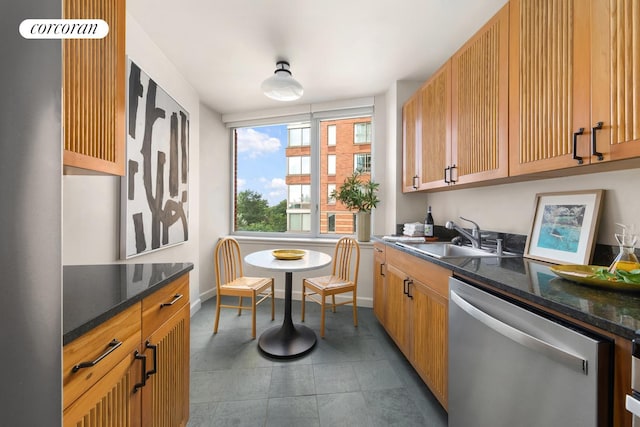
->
[[261, 61, 304, 101]]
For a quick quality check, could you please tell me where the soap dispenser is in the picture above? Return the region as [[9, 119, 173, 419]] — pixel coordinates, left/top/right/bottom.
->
[[608, 223, 640, 273]]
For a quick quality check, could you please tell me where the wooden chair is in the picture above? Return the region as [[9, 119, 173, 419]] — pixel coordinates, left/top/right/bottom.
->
[[301, 237, 360, 338], [213, 237, 274, 339]]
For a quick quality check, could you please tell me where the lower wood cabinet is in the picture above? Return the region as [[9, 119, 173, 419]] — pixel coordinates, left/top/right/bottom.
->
[[373, 242, 386, 323], [376, 245, 450, 409], [63, 274, 190, 427]]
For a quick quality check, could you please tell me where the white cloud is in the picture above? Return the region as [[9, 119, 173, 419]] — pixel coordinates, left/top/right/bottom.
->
[[267, 178, 287, 205], [236, 178, 246, 190], [236, 128, 281, 158]]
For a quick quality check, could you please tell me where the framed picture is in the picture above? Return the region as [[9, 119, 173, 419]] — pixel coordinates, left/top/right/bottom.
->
[[524, 190, 603, 265], [120, 59, 190, 259]]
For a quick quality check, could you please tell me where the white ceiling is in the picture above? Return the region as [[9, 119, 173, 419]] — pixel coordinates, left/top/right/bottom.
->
[[128, 0, 507, 115]]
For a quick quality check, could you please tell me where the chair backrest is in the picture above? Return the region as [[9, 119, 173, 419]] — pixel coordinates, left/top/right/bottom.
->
[[331, 237, 360, 286], [214, 237, 244, 289]]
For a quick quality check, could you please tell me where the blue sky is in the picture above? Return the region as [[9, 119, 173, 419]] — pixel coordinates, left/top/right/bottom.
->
[[236, 124, 288, 206]]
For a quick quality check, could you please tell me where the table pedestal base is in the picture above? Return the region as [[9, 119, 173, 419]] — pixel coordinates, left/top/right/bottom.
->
[[258, 271, 317, 359], [258, 323, 316, 358]]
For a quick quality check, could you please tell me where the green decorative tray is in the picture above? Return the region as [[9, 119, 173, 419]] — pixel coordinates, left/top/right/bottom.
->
[[550, 264, 640, 292]]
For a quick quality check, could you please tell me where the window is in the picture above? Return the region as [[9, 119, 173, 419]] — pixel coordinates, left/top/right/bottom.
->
[[287, 156, 310, 175], [289, 126, 310, 146], [327, 184, 336, 204], [232, 109, 372, 236], [327, 155, 336, 175], [288, 184, 310, 209], [327, 213, 336, 232], [354, 153, 371, 173], [354, 122, 371, 143], [327, 125, 336, 146]]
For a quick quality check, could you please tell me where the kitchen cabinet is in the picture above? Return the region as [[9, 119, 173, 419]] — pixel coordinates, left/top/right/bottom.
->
[[140, 274, 190, 427], [417, 62, 452, 190], [402, 4, 508, 191], [63, 272, 190, 427], [381, 245, 450, 409], [63, 303, 142, 427], [373, 242, 386, 323], [509, 0, 640, 175], [63, 0, 126, 175], [450, 4, 509, 185], [401, 92, 421, 192]]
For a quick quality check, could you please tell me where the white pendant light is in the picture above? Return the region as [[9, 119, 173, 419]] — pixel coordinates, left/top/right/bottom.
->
[[261, 61, 304, 101]]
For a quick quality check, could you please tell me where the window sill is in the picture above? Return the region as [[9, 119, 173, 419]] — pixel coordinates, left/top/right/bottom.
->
[[231, 234, 373, 248]]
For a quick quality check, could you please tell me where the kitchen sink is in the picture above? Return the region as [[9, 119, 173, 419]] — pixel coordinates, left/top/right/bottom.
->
[[395, 242, 518, 259]]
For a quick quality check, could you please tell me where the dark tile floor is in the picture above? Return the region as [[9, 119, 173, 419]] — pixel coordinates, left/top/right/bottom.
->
[[188, 296, 448, 427]]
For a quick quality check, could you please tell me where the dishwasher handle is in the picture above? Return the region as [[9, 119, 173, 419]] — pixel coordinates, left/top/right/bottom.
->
[[450, 290, 588, 375]]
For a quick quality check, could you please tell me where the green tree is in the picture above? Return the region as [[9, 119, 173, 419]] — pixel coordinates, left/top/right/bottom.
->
[[236, 190, 269, 229], [236, 190, 287, 232], [268, 199, 287, 232]]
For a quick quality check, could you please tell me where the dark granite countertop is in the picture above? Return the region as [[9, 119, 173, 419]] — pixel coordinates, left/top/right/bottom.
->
[[63, 262, 194, 345], [375, 237, 640, 340]]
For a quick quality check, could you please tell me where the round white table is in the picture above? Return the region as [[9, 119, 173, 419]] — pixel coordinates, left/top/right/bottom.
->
[[244, 249, 332, 358]]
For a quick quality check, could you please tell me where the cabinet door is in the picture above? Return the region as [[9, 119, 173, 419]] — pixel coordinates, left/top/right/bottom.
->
[[373, 243, 386, 323], [63, 0, 126, 175], [452, 5, 509, 185], [410, 279, 448, 410], [509, 0, 591, 175], [591, 0, 640, 162], [402, 93, 421, 192], [142, 303, 190, 427], [63, 351, 142, 427], [384, 263, 411, 353], [418, 62, 452, 190]]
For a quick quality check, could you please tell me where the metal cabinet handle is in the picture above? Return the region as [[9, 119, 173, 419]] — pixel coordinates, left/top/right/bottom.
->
[[72, 339, 122, 372], [374, 247, 384, 253], [160, 293, 183, 308], [145, 341, 158, 378], [133, 351, 147, 392], [407, 279, 413, 299], [572, 128, 585, 164], [412, 175, 418, 190], [450, 164, 457, 184], [403, 278, 409, 295], [444, 166, 450, 184], [450, 290, 587, 375], [591, 122, 604, 161], [379, 262, 385, 277]]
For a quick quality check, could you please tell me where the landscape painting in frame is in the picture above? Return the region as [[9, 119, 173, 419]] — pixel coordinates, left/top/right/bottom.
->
[[524, 190, 603, 265], [121, 59, 189, 259]]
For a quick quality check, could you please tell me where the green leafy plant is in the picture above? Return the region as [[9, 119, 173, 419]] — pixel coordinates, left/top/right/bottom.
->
[[592, 267, 640, 284], [331, 170, 380, 213]]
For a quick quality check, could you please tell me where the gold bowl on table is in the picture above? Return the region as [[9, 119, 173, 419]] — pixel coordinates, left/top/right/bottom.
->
[[550, 264, 640, 292], [272, 249, 305, 260]]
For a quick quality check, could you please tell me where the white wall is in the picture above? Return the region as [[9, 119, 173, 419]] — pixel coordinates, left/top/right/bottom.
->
[[63, 13, 204, 311], [198, 103, 231, 300]]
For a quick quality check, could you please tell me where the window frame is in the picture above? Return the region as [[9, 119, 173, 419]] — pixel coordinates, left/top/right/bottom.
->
[[354, 122, 371, 144], [230, 107, 373, 239]]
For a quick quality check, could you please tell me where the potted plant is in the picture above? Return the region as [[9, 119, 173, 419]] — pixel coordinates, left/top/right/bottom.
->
[[331, 170, 380, 242]]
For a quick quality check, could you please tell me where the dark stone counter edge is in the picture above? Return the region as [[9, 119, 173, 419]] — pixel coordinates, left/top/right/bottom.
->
[[63, 263, 194, 345], [374, 238, 638, 341]]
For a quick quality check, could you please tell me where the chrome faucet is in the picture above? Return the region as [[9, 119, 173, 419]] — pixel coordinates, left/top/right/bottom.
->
[[446, 217, 482, 249]]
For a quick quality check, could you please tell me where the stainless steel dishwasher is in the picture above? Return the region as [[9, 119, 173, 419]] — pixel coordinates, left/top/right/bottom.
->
[[449, 277, 611, 427]]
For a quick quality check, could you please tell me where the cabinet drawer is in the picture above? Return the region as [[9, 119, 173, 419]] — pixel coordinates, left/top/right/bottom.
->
[[63, 303, 141, 410], [142, 275, 189, 339]]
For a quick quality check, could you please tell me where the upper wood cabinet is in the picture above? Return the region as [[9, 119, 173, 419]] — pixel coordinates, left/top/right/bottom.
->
[[63, 0, 126, 175], [451, 4, 509, 185], [402, 5, 508, 191], [402, 92, 421, 192], [591, 0, 640, 162], [418, 62, 452, 190], [509, 0, 640, 175]]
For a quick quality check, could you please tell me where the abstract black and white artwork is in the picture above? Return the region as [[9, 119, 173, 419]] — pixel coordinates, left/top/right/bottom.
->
[[121, 59, 189, 259]]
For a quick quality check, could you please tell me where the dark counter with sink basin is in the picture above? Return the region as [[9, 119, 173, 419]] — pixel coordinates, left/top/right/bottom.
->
[[395, 241, 518, 259], [378, 237, 640, 340]]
